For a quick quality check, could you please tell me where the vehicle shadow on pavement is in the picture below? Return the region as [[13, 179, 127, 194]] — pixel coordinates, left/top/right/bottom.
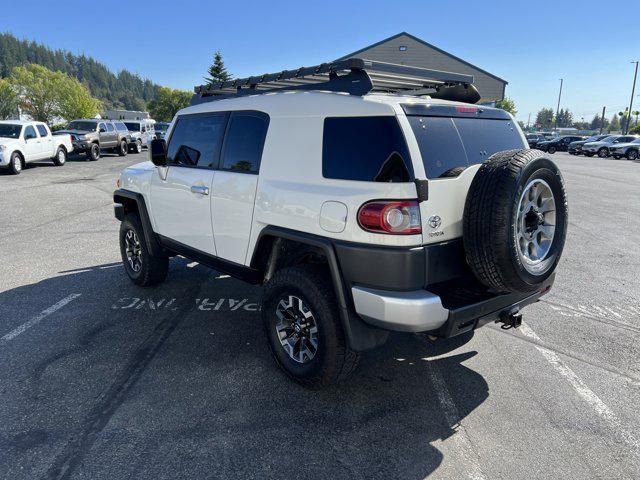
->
[[0, 261, 488, 480]]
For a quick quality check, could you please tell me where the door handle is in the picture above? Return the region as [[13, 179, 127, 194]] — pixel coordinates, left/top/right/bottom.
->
[[190, 185, 210, 195]]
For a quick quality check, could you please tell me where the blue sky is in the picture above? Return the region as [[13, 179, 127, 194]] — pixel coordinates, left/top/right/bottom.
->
[[4, 0, 638, 123]]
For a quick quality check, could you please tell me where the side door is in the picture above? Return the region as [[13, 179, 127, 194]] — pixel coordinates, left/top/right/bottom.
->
[[150, 112, 227, 256], [36, 124, 53, 158], [104, 122, 118, 147], [211, 111, 269, 265], [22, 125, 41, 161]]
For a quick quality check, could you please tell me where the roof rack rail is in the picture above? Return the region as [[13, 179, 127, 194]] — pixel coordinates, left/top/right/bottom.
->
[[192, 58, 479, 105]]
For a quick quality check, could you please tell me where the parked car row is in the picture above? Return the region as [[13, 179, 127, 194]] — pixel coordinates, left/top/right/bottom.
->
[[1, 118, 162, 174], [526, 132, 640, 160]]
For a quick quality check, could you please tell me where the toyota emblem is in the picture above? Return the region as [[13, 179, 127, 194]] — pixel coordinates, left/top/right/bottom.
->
[[428, 215, 442, 229]]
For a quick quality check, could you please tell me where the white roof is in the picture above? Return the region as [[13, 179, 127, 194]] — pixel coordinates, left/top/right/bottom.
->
[[180, 90, 472, 119], [0, 120, 44, 126]]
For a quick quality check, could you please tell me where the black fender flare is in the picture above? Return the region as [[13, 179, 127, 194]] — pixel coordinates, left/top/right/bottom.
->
[[252, 226, 389, 351], [113, 189, 164, 256]]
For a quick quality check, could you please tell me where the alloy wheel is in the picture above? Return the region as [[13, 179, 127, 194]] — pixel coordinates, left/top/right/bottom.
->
[[124, 229, 143, 272], [275, 295, 319, 364]]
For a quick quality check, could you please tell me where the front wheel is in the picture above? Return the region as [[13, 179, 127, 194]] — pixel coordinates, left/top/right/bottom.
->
[[117, 140, 128, 156], [8, 152, 22, 174], [627, 149, 638, 160], [597, 147, 609, 158], [119, 214, 169, 286], [130, 139, 142, 154], [548, 146, 556, 154], [87, 143, 100, 161], [52, 146, 67, 166], [262, 264, 359, 389]]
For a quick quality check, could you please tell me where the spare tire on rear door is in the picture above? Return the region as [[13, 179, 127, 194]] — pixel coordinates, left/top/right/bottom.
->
[[463, 149, 568, 293]]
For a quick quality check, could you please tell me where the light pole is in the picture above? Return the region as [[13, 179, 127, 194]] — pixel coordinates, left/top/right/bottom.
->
[[554, 78, 563, 132], [624, 61, 639, 134]]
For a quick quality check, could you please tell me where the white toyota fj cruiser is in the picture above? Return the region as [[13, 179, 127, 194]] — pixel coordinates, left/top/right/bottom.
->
[[114, 59, 567, 388]]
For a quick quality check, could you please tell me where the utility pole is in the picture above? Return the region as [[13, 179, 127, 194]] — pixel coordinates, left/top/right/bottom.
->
[[624, 61, 639, 134], [527, 112, 531, 129], [599, 106, 606, 134], [554, 78, 563, 131]]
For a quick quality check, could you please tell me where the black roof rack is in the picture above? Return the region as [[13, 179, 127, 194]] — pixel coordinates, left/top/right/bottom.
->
[[192, 58, 479, 104]]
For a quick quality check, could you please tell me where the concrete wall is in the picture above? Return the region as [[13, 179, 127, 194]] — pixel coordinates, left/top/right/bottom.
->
[[340, 34, 506, 104]]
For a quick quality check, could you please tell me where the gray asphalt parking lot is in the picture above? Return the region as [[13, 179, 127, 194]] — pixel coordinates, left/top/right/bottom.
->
[[0, 151, 639, 479]]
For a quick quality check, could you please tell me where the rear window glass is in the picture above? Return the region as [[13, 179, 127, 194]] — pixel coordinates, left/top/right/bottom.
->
[[407, 117, 524, 178], [323, 117, 413, 182]]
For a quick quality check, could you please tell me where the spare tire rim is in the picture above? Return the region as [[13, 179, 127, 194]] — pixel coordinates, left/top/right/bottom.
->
[[516, 178, 556, 273], [275, 295, 318, 364], [124, 229, 143, 272]]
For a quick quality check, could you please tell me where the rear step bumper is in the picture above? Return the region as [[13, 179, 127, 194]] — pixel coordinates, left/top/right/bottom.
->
[[352, 274, 554, 337]]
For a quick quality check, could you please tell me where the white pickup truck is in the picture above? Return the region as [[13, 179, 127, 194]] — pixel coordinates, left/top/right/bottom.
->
[[0, 120, 73, 175]]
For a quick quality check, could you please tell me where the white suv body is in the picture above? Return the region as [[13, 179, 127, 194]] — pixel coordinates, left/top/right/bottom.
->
[[114, 60, 566, 387]]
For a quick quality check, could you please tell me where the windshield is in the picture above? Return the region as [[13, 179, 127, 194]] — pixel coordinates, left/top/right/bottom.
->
[[68, 121, 97, 131], [0, 124, 22, 139], [124, 122, 141, 131]]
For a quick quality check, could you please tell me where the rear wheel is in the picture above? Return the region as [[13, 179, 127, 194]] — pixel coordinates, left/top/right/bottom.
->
[[262, 264, 359, 388], [52, 146, 67, 166], [627, 149, 638, 160], [463, 149, 568, 293], [8, 152, 22, 174], [119, 214, 168, 286], [548, 146, 556, 154]]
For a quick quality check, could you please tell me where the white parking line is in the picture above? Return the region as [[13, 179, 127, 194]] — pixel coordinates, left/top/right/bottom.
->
[[425, 358, 487, 480], [520, 322, 640, 454], [1, 294, 81, 343]]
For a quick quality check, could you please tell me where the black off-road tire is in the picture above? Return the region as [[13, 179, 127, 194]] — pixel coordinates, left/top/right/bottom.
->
[[52, 146, 67, 166], [262, 264, 359, 389], [463, 149, 568, 293], [119, 214, 168, 286], [87, 143, 100, 161], [8, 152, 22, 174], [117, 139, 128, 157]]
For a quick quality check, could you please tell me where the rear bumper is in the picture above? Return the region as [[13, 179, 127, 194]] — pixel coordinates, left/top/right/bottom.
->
[[351, 274, 555, 337]]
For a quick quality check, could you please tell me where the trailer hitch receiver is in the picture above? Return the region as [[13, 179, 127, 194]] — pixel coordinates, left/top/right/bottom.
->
[[497, 310, 522, 330]]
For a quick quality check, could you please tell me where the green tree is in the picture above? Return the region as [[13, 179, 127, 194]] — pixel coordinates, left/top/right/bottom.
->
[[609, 113, 620, 132], [535, 108, 554, 129], [148, 86, 192, 122], [204, 51, 231, 85], [58, 76, 101, 120], [590, 114, 609, 131], [9, 64, 66, 123], [555, 108, 573, 128], [0, 78, 19, 119], [495, 97, 517, 116]]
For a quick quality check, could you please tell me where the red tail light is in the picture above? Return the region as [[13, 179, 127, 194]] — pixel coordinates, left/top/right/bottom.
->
[[358, 200, 421, 235]]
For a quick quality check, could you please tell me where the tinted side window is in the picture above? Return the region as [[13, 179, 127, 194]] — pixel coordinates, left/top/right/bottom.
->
[[24, 125, 37, 139], [36, 124, 49, 137], [406, 117, 466, 178], [220, 113, 269, 173], [323, 116, 413, 182], [167, 114, 226, 168], [106, 123, 115, 132]]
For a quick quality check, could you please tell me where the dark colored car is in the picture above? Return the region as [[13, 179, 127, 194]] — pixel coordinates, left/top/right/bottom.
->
[[525, 133, 547, 148], [568, 134, 610, 155], [536, 135, 584, 154], [57, 119, 131, 161]]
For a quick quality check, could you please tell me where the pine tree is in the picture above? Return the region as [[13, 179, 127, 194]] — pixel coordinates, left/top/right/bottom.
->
[[205, 51, 231, 86]]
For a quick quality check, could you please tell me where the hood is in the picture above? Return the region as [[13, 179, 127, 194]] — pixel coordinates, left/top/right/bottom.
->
[[570, 140, 586, 146], [125, 160, 155, 172], [584, 141, 608, 147], [57, 129, 94, 136], [0, 137, 20, 146]]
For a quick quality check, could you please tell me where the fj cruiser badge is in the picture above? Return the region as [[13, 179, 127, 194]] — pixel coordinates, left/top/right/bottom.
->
[[428, 215, 442, 229]]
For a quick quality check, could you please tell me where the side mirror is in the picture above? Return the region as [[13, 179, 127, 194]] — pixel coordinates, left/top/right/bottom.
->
[[150, 138, 168, 167]]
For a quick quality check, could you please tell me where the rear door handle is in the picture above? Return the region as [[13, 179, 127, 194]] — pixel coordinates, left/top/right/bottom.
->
[[190, 185, 209, 195]]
